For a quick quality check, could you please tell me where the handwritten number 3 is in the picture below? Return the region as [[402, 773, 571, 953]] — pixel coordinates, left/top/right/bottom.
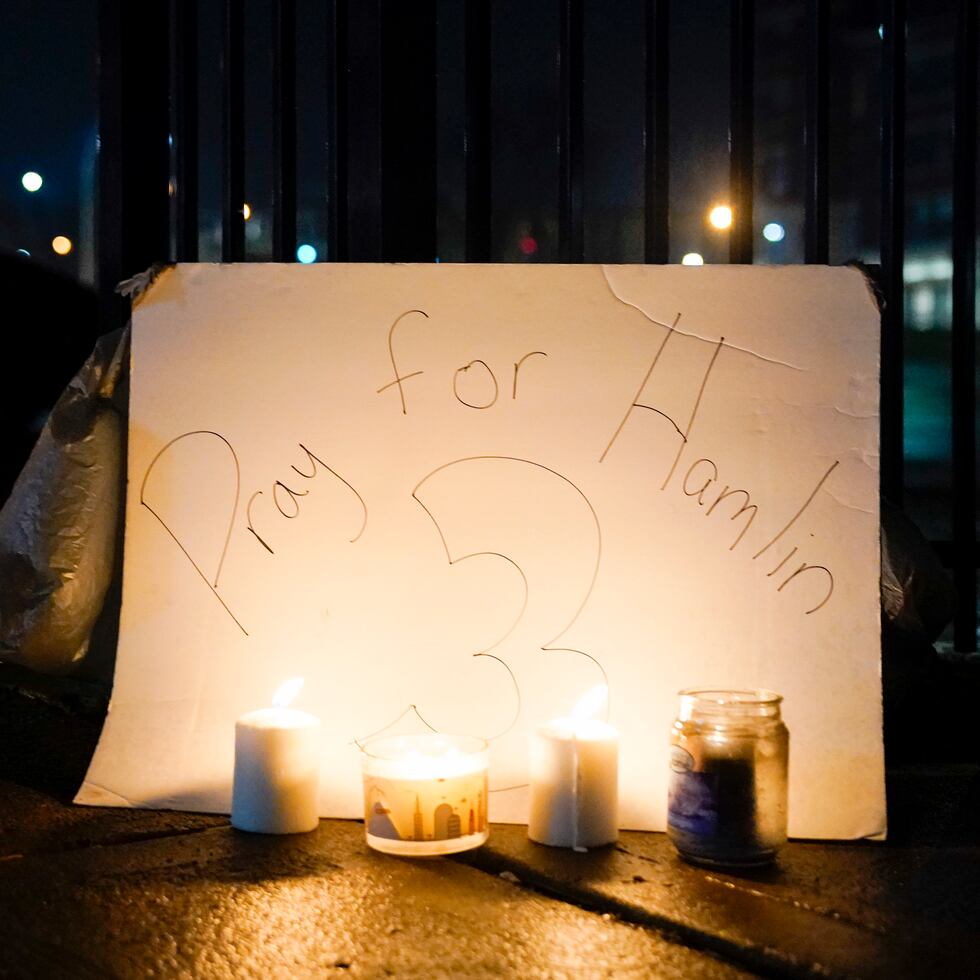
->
[[412, 456, 608, 740]]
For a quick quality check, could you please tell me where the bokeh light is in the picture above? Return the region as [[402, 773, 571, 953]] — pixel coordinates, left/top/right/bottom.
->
[[681, 252, 704, 266], [242, 203, 252, 220], [21, 172, 43, 192], [708, 205, 733, 230], [518, 234, 538, 256], [762, 222, 786, 243], [51, 236, 73, 255], [296, 244, 317, 264]]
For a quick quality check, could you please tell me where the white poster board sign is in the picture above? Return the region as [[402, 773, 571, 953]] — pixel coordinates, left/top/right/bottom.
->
[[78, 263, 884, 840]]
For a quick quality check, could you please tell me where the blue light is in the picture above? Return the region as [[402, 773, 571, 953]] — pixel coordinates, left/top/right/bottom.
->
[[16, 248, 30, 257], [296, 244, 317, 264], [762, 222, 785, 243]]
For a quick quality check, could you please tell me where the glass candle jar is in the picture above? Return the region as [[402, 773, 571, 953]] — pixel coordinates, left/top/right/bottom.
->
[[667, 689, 788, 868], [361, 733, 489, 856]]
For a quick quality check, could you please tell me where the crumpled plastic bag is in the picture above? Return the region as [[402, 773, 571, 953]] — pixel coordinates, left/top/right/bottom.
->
[[880, 497, 955, 644], [0, 327, 129, 675]]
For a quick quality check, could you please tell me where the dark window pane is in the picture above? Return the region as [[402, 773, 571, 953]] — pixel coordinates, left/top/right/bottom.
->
[[903, 0, 957, 541], [668, 0, 731, 265], [582, 0, 644, 263], [0, 0, 97, 284], [491, 0, 561, 262], [828, 0, 881, 266], [198, 0, 224, 261], [755, 0, 806, 265]]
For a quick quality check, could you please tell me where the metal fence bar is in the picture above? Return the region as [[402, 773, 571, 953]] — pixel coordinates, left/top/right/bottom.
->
[[558, 0, 584, 263], [172, 0, 198, 262], [729, 0, 754, 264], [880, 0, 906, 505], [222, 0, 245, 262], [644, 0, 669, 265], [98, 0, 171, 325], [952, 0, 977, 652], [464, 0, 492, 262], [804, 0, 829, 264], [97, 0, 125, 326], [380, 2, 436, 260], [325, 0, 347, 261], [345, 0, 382, 260], [273, 0, 297, 261]]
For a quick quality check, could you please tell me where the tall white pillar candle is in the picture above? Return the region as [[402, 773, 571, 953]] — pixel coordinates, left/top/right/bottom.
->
[[528, 687, 619, 849], [231, 678, 321, 834]]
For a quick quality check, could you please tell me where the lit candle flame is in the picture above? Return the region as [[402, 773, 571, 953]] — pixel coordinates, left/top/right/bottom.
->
[[272, 676, 304, 709], [570, 684, 608, 724]]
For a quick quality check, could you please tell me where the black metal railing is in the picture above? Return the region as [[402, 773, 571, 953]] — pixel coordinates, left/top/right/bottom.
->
[[951, 0, 977, 653], [729, 0, 754, 265], [644, 0, 669, 265], [880, 0, 906, 509], [98, 0, 978, 652], [804, 0, 829, 264]]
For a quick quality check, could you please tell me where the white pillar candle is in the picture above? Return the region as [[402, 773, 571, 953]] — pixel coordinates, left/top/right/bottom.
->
[[528, 686, 619, 849], [231, 677, 321, 834]]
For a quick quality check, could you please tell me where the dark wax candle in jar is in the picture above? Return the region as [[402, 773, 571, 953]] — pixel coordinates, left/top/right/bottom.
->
[[667, 689, 788, 868]]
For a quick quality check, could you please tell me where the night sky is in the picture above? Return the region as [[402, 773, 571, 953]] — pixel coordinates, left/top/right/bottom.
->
[[1, 0, 97, 274]]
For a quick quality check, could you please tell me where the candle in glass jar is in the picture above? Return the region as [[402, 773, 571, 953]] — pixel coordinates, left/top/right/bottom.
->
[[528, 685, 619, 849], [361, 733, 489, 856], [231, 677, 321, 835], [667, 688, 789, 867]]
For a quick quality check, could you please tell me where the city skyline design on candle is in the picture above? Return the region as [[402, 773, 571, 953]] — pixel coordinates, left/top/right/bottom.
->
[[361, 733, 489, 855], [364, 772, 487, 843]]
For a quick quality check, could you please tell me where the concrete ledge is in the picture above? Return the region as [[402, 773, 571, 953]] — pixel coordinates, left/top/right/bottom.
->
[[1, 683, 978, 978]]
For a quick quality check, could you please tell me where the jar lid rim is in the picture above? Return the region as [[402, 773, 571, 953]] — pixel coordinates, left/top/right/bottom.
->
[[678, 688, 783, 705]]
